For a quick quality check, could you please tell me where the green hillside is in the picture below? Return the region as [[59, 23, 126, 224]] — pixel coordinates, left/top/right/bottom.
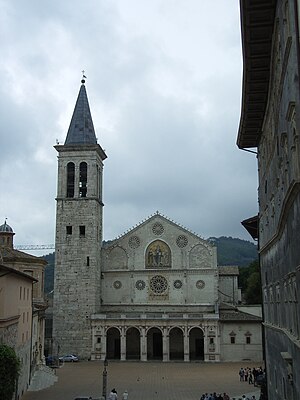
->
[[209, 236, 258, 266]]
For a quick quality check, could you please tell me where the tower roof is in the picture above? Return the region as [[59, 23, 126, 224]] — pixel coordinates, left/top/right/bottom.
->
[[64, 80, 97, 145], [0, 220, 14, 233]]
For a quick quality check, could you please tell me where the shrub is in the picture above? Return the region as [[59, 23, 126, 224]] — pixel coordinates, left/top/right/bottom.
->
[[0, 344, 20, 400]]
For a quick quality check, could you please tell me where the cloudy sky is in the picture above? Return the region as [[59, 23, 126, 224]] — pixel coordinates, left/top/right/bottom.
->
[[0, 0, 258, 253]]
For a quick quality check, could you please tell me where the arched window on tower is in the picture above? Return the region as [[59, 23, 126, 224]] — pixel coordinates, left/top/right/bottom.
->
[[66, 162, 75, 198], [79, 162, 87, 197]]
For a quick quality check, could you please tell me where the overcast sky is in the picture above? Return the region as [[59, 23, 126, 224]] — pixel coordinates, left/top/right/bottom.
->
[[0, 0, 258, 252]]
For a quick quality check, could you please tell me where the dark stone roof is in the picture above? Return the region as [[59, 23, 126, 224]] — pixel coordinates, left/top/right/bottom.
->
[[237, 0, 277, 148], [219, 303, 262, 322], [218, 266, 239, 275], [64, 82, 97, 145], [0, 264, 38, 282], [0, 247, 47, 264]]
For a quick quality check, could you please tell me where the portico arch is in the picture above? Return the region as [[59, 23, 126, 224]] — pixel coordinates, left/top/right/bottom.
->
[[169, 327, 184, 360], [126, 327, 140, 360], [147, 327, 163, 360], [106, 327, 120, 360], [189, 327, 204, 361]]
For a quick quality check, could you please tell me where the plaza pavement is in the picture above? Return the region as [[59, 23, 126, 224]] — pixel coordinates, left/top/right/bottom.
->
[[23, 361, 261, 400]]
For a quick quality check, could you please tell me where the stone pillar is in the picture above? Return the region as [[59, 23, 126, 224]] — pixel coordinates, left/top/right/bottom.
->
[[204, 326, 209, 362], [184, 326, 189, 362], [140, 327, 147, 361], [163, 327, 169, 362], [120, 327, 126, 361], [101, 328, 107, 361], [74, 164, 79, 197]]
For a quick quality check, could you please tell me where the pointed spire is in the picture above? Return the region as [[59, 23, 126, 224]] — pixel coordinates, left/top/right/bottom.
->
[[64, 77, 97, 145]]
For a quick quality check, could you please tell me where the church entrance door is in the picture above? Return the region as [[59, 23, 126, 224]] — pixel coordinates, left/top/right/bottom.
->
[[147, 327, 163, 360]]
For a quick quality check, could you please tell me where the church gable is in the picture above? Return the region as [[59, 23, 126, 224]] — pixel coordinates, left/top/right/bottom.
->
[[102, 213, 217, 271]]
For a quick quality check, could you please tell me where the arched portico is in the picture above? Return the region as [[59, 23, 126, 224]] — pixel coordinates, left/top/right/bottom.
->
[[106, 327, 120, 360], [169, 327, 184, 360], [147, 327, 163, 360], [126, 327, 140, 360], [189, 327, 204, 361]]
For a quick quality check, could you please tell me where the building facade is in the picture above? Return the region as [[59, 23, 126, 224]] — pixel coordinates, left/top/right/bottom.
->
[[53, 78, 262, 363], [0, 263, 36, 399], [0, 220, 50, 398], [238, 1, 300, 399]]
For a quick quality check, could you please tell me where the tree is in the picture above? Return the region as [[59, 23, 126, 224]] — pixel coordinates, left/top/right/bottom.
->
[[0, 344, 20, 400], [239, 259, 262, 304]]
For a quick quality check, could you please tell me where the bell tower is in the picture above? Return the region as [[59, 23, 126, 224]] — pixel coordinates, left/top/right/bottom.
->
[[53, 77, 107, 358]]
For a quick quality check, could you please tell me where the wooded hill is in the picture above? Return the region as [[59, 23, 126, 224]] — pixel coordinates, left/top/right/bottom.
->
[[43, 236, 258, 295]]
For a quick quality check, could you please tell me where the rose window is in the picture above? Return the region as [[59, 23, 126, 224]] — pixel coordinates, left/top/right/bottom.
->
[[196, 280, 205, 289], [152, 222, 164, 236], [113, 280, 122, 289], [176, 235, 188, 248], [150, 275, 168, 294], [129, 236, 141, 249], [173, 280, 183, 289], [135, 280, 146, 290]]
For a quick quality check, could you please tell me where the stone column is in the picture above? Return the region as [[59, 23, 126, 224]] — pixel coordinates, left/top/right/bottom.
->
[[184, 326, 189, 362], [101, 328, 107, 361], [140, 327, 147, 361], [204, 325, 209, 362], [163, 327, 169, 362], [74, 164, 79, 197], [120, 327, 126, 361]]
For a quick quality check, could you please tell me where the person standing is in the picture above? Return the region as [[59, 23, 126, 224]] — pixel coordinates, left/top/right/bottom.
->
[[122, 390, 128, 400], [108, 388, 118, 400]]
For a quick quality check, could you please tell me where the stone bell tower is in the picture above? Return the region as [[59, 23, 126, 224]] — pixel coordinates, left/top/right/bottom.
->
[[53, 77, 107, 358]]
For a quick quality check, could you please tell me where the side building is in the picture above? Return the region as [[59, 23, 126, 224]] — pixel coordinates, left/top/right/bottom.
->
[[237, 1, 300, 399], [0, 220, 54, 397], [0, 263, 37, 399]]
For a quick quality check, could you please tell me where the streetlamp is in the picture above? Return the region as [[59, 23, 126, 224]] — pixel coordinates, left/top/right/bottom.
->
[[102, 358, 108, 400]]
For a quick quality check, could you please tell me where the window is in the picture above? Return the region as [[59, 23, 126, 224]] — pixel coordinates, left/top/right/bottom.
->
[[20, 286, 22, 300], [66, 226, 72, 235], [79, 225, 86, 236], [67, 162, 75, 198], [246, 336, 251, 344], [79, 162, 87, 197], [210, 338, 214, 344], [230, 336, 235, 344], [87, 256, 90, 266]]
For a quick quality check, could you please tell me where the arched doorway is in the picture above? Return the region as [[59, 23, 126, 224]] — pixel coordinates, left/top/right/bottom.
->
[[147, 327, 163, 360], [169, 327, 184, 360], [106, 327, 120, 360], [189, 327, 204, 361], [126, 327, 140, 360]]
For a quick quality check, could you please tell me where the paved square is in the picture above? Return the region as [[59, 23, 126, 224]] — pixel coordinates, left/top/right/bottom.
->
[[23, 361, 261, 400]]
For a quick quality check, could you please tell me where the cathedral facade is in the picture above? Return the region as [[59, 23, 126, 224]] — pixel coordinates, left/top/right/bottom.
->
[[53, 79, 262, 363]]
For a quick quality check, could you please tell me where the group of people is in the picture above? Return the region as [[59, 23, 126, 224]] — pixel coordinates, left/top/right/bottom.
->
[[238, 366, 265, 386], [200, 391, 257, 400], [200, 393, 230, 400], [108, 388, 128, 400]]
